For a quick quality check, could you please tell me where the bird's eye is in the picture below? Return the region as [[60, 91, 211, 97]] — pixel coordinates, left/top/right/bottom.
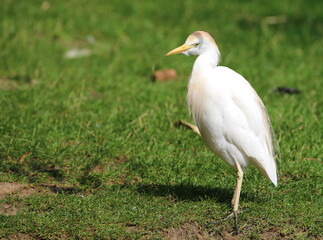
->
[[195, 43, 199, 47]]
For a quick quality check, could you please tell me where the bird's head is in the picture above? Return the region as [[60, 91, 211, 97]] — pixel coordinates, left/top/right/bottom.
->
[[166, 31, 220, 57]]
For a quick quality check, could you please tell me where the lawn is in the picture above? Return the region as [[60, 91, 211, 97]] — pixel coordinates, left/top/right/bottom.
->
[[0, 0, 322, 239]]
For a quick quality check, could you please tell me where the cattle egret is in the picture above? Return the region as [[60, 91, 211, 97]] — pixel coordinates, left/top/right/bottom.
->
[[166, 31, 280, 232]]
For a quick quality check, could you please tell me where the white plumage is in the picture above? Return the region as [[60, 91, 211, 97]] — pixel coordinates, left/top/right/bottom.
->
[[166, 31, 280, 231]]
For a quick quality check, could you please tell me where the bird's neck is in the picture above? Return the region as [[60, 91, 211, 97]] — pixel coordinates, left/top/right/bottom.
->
[[193, 48, 220, 71]]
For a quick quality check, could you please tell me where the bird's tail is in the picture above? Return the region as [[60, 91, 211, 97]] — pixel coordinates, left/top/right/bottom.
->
[[261, 156, 277, 186], [255, 92, 280, 186]]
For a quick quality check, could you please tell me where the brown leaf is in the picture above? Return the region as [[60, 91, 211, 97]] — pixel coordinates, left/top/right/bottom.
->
[[152, 69, 177, 82], [19, 151, 32, 163]]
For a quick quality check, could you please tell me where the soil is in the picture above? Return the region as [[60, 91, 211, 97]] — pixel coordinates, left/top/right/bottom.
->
[[0, 183, 36, 199]]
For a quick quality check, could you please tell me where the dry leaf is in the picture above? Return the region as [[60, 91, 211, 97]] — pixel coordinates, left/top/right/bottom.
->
[[19, 152, 32, 164], [153, 69, 177, 82]]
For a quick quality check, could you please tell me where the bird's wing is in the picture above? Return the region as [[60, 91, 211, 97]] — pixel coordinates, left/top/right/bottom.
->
[[217, 67, 279, 184]]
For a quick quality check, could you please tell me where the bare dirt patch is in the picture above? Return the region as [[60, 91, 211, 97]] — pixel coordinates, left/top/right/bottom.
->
[[164, 222, 217, 240], [161, 222, 288, 240], [0, 203, 25, 216], [260, 226, 287, 239], [125, 224, 153, 239], [0, 183, 36, 216], [0, 183, 36, 199]]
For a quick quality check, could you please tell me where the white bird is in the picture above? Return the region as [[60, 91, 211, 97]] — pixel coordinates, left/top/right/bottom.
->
[[166, 31, 280, 232]]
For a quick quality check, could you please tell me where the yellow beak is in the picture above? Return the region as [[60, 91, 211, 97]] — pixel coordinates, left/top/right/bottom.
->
[[166, 43, 193, 56]]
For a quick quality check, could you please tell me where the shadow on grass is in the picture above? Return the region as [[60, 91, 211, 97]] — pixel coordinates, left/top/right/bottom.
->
[[135, 183, 252, 204], [39, 184, 80, 195], [1, 159, 64, 182]]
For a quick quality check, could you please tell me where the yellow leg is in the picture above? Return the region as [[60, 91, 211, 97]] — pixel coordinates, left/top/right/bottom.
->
[[232, 161, 244, 233], [231, 183, 237, 206], [178, 120, 201, 135], [233, 162, 243, 212]]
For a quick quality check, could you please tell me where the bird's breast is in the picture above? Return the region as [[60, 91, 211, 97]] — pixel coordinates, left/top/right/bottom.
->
[[187, 72, 207, 121], [187, 69, 223, 124], [186, 68, 230, 160]]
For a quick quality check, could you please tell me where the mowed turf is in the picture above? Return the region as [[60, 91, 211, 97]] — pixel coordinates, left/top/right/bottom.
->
[[0, 0, 322, 239]]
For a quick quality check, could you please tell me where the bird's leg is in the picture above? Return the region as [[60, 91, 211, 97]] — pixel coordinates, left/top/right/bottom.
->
[[210, 162, 244, 233], [177, 120, 201, 135], [232, 183, 237, 206], [232, 161, 244, 234], [233, 162, 243, 212]]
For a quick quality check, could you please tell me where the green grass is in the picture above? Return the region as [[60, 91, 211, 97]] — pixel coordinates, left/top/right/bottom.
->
[[0, 0, 322, 239]]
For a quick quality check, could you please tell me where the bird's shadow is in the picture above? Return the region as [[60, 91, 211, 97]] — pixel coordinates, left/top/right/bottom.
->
[[134, 183, 259, 204]]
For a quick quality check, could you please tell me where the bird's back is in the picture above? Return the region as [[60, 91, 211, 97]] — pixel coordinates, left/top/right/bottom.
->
[[187, 66, 278, 186]]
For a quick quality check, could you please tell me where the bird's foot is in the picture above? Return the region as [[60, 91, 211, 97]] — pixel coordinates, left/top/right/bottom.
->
[[233, 211, 239, 234], [209, 211, 240, 235]]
